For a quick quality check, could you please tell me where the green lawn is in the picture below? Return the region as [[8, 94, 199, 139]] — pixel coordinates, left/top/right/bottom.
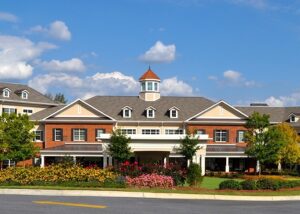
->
[[200, 177, 243, 190]]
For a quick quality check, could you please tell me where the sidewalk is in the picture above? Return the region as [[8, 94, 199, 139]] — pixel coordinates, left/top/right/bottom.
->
[[0, 189, 300, 201]]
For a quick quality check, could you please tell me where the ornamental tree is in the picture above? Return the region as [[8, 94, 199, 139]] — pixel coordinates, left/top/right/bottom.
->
[[179, 134, 200, 164], [108, 129, 132, 164]]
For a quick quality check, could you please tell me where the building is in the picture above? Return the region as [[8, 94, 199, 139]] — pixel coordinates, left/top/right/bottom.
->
[[4, 69, 300, 174]]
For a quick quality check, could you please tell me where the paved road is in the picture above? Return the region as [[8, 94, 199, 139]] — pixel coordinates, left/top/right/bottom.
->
[[0, 195, 299, 214]]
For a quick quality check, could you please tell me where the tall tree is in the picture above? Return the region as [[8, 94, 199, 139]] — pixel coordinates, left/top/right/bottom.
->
[[0, 113, 39, 166], [179, 134, 200, 165], [108, 129, 132, 164], [54, 93, 68, 104], [245, 112, 283, 174]]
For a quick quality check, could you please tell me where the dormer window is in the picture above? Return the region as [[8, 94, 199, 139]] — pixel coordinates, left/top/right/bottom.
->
[[122, 106, 132, 118], [169, 106, 179, 118], [289, 113, 299, 123], [3, 88, 10, 98], [290, 115, 296, 122], [146, 106, 156, 118], [21, 91, 28, 99]]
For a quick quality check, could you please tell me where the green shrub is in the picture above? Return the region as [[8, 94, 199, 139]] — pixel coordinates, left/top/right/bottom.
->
[[256, 178, 280, 190], [241, 180, 257, 190], [219, 180, 241, 190], [186, 163, 202, 186]]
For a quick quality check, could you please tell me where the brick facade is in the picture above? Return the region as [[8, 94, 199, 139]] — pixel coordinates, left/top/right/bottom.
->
[[44, 123, 113, 148]]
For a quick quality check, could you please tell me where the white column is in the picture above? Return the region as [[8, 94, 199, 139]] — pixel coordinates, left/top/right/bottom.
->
[[256, 160, 260, 173], [103, 154, 107, 168], [200, 155, 205, 176], [40, 155, 45, 168], [163, 157, 167, 168], [225, 157, 230, 173], [108, 156, 113, 166], [73, 156, 76, 165], [8, 160, 11, 168], [278, 162, 282, 171], [187, 159, 191, 167]]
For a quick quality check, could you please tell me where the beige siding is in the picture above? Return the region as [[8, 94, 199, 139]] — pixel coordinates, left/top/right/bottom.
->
[[55, 103, 98, 117], [197, 104, 242, 119]]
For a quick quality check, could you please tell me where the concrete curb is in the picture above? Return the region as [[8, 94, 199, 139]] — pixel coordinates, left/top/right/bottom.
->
[[1, 189, 300, 201]]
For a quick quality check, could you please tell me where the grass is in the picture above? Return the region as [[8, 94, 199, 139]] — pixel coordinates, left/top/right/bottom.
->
[[200, 177, 243, 190]]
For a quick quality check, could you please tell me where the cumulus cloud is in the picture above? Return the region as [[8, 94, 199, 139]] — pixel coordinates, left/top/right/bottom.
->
[[160, 77, 194, 96], [30, 20, 71, 41], [264, 92, 300, 107], [209, 70, 259, 88], [37, 58, 86, 72], [0, 35, 56, 79], [139, 41, 176, 63], [0, 12, 18, 22]]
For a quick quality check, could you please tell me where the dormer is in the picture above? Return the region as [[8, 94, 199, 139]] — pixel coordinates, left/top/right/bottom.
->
[[169, 106, 180, 118], [2, 88, 11, 98], [289, 113, 299, 123], [15, 89, 29, 99], [122, 106, 132, 118], [139, 67, 161, 102], [145, 106, 156, 118]]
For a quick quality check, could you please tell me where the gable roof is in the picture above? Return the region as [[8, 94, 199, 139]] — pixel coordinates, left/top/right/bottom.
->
[[85, 96, 214, 122], [0, 82, 58, 106]]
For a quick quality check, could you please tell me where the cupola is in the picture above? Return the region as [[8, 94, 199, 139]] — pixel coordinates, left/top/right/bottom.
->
[[139, 67, 160, 101]]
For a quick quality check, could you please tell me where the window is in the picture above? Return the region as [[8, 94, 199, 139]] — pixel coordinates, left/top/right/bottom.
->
[[165, 129, 183, 135], [141, 82, 146, 91], [95, 129, 105, 139], [72, 129, 87, 141], [237, 130, 245, 143], [154, 82, 158, 91], [123, 109, 131, 118], [121, 129, 136, 135], [147, 81, 153, 91], [21, 91, 28, 99], [2, 108, 17, 114], [170, 109, 178, 118], [3, 89, 10, 98], [53, 128, 63, 141], [23, 109, 33, 115], [142, 129, 160, 135], [290, 115, 296, 123], [196, 129, 206, 135], [33, 130, 44, 142], [214, 130, 228, 142], [146, 109, 155, 118]]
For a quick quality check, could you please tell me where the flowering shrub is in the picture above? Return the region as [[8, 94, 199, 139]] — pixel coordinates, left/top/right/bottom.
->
[[0, 164, 117, 185], [126, 173, 174, 188]]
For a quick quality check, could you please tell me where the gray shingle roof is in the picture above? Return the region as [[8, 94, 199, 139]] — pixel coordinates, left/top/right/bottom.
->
[[0, 82, 58, 105], [85, 96, 215, 121], [30, 105, 65, 121]]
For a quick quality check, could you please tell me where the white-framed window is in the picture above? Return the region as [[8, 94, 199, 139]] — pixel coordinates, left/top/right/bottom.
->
[[237, 130, 245, 143], [196, 129, 206, 135], [53, 128, 63, 141], [21, 91, 28, 99], [146, 109, 155, 118], [2, 108, 16, 114], [141, 82, 146, 91], [290, 115, 296, 123], [154, 82, 158, 91], [165, 129, 183, 135], [3, 89, 10, 98], [142, 129, 160, 135], [214, 130, 228, 142], [73, 129, 86, 141], [33, 130, 44, 142], [95, 129, 105, 139], [23, 109, 33, 115], [170, 109, 178, 118], [123, 108, 131, 118], [144, 81, 159, 92], [121, 129, 136, 135]]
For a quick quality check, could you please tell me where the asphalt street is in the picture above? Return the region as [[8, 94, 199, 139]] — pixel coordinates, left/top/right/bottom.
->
[[0, 194, 299, 214]]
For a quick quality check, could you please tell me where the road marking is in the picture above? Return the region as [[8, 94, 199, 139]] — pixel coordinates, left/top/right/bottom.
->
[[32, 200, 107, 209]]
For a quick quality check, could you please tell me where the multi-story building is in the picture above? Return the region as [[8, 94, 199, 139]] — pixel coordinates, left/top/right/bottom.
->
[[3, 69, 300, 174]]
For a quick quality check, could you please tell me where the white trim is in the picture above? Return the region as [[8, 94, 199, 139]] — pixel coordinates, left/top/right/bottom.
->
[[145, 106, 156, 111], [38, 120, 115, 123], [2, 88, 11, 98], [41, 99, 116, 121], [0, 98, 59, 106], [185, 100, 249, 122]]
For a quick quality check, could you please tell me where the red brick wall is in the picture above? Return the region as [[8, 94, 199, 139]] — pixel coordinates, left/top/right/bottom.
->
[[188, 124, 247, 145], [44, 123, 113, 148]]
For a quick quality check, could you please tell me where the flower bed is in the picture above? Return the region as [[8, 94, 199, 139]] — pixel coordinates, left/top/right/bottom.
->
[[126, 173, 174, 188]]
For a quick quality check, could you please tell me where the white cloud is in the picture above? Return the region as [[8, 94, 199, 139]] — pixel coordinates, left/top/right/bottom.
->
[[209, 70, 259, 88], [30, 20, 71, 41], [0, 12, 18, 22], [264, 92, 300, 107], [37, 58, 86, 72], [139, 41, 176, 63], [28, 71, 195, 98], [160, 77, 194, 96], [0, 35, 56, 79]]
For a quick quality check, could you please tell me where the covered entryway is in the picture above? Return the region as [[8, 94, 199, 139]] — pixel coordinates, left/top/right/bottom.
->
[[134, 151, 169, 166]]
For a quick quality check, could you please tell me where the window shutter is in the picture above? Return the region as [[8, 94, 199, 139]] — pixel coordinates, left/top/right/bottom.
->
[[41, 131, 44, 142], [52, 129, 55, 141], [236, 130, 239, 143], [213, 130, 216, 142], [226, 130, 229, 142], [61, 129, 64, 141], [84, 129, 88, 141], [95, 129, 98, 140], [71, 129, 74, 141]]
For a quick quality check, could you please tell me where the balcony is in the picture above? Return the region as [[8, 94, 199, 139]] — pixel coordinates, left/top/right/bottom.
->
[[97, 134, 212, 141]]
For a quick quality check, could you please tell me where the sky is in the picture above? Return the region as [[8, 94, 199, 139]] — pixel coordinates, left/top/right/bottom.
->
[[1, 0, 300, 106]]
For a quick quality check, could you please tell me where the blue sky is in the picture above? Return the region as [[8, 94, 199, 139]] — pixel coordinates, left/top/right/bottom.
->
[[1, 0, 300, 106]]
